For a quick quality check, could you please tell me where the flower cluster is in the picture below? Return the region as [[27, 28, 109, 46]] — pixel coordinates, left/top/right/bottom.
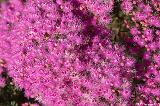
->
[[0, 0, 136, 105], [77, 0, 114, 25], [122, 0, 160, 50], [121, 0, 160, 104], [2, 0, 160, 105]]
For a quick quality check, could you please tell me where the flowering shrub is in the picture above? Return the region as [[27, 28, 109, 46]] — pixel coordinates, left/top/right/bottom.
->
[[0, 0, 159, 106]]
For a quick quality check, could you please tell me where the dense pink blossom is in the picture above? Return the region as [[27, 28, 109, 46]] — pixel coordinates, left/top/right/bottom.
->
[[121, 0, 160, 104], [121, 0, 133, 14], [77, 0, 114, 25], [0, 0, 137, 105], [1, 0, 159, 105], [123, 0, 160, 51]]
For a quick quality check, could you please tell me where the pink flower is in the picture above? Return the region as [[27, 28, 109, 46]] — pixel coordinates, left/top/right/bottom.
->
[[121, 0, 133, 14]]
